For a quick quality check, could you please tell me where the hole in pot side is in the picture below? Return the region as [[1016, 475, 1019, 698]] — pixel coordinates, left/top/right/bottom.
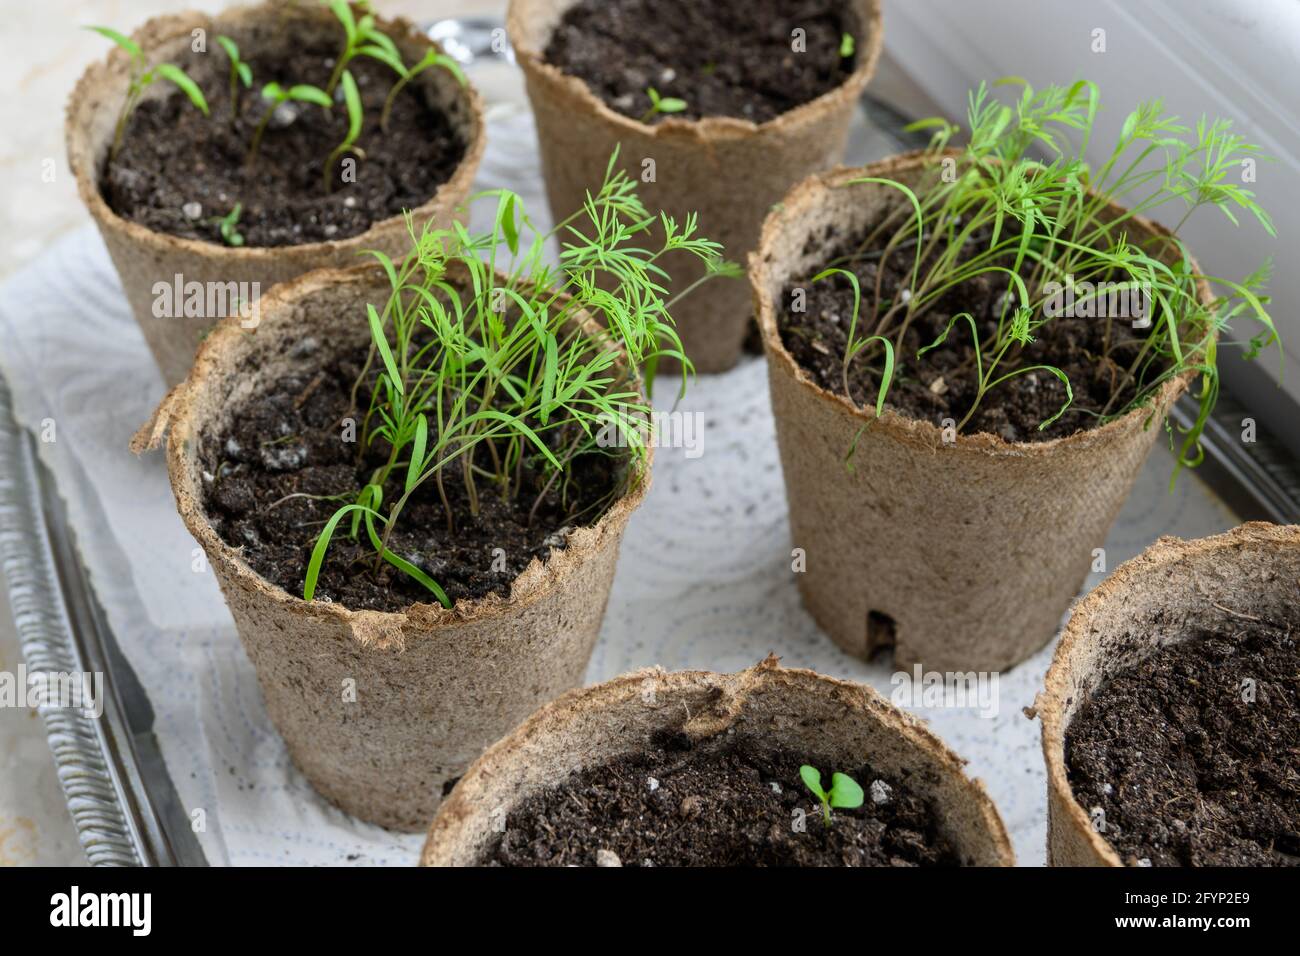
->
[[865, 609, 897, 660], [101, 14, 467, 248], [200, 320, 630, 615], [542, 0, 863, 124]]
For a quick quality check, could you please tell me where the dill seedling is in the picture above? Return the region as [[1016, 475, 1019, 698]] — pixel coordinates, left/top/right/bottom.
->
[[322, 0, 407, 94], [809, 78, 1279, 484], [380, 49, 467, 132], [840, 33, 855, 59], [86, 25, 209, 160], [323, 70, 363, 192], [215, 35, 253, 121], [302, 149, 735, 604]]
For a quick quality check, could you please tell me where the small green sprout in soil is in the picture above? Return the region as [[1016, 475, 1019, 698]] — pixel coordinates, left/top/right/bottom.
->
[[324, 70, 363, 192], [247, 81, 333, 166], [800, 765, 864, 826], [215, 34, 253, 121], [382, 48, 467, 132], [640, 86, 687, 124], [302, 148, 735, 604], [212, 202, 245, 246], [798, 78, 1280, 483], [87, 25, 209, 159], [840, 33, 855, 59], [323, 0, 406, 94]]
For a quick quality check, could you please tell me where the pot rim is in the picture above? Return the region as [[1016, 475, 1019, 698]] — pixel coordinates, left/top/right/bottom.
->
[[505, 0, 884, 141], [66, 2, 487, 264], [1034, 521, 1300, 867], [422, 655, 1015, 865], [133, 261, 653, 643], [751, 150, 1215, 459]]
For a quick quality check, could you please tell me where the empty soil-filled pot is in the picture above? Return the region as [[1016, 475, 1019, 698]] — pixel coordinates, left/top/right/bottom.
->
[[132, 263, 649, 831], [751, 153, 1210, 673], [1035, 523, 1300, 866], [421, 658, 1013, 866], [68, 1, 484, 386], [507, 0, 882, 372]]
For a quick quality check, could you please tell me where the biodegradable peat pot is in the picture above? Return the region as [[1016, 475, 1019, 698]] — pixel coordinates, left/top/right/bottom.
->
[[421, 658, 1013, 866], [68, 2, 485, 387], [752, 153, 1210, 673], [133, 264, 649, 831], [506, 0, 883, 373], [1035, 523, 1300, 867]]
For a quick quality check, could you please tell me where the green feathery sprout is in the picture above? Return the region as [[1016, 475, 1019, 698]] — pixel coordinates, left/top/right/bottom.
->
[[302, 149, 735, 603], [215, 34, 253, 121], [806, 78, 1279, 485], [840, 33, 855, 59], [87, 26, 210, 160]]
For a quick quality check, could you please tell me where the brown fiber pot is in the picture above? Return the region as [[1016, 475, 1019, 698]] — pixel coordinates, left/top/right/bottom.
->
[[506, 0, 883, 373], [1033, 523, 1300, 866], [751, 153, 1210, 674], [420, 657, 1014, 865], [132, 263, 650, 832], [68, 1, 485, 387]]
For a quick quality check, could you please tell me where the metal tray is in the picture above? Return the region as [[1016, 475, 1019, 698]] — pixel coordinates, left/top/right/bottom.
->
[[3, 21, 1297, 867]]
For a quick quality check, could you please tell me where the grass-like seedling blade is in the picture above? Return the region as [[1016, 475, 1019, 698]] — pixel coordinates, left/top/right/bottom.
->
[[86, 25, 142, 62], [216, 35, 252, 120], [304, 504, 374, 601], [324, 70, 364, 192], [362, 509, 451, 607], [289, 85, 333, 109], [406, 414, 428, 494], [155, 64, 209, 115], [368, 303, 404, 395]]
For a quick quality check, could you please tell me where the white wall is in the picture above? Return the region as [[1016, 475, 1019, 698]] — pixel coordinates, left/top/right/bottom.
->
[[883, 0, 1300, 449]]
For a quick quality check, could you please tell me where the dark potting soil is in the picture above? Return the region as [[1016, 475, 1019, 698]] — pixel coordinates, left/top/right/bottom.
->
[[1066, 617, 1300, 866], [542, 0, 860, 124], [103, 41, 465, 247], [485, 733, 961, 866], [779, 220, 1177, 443], [200, 339, 623, 612]]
